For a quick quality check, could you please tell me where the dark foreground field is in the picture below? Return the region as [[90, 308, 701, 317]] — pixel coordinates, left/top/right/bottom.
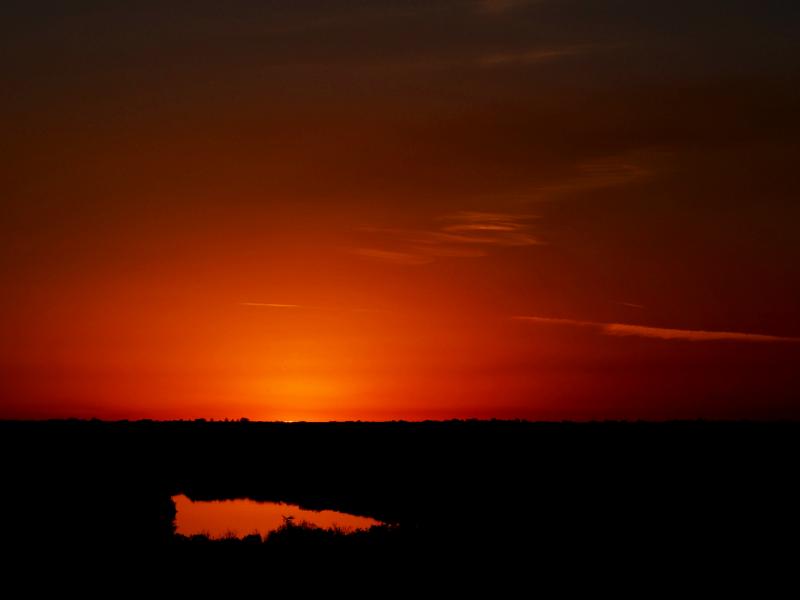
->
[[2, 420, 798, 576]]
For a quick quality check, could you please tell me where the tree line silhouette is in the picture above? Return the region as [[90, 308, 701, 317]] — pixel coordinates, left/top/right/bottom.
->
[[1, 419, 798, 573]]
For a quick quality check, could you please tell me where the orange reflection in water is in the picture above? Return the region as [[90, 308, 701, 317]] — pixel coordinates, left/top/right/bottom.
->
[[172, 494, 381, 538]]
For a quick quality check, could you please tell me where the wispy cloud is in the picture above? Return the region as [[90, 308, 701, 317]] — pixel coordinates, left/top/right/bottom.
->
[[619, 302, 645, 309], [529, 156, 652, 202], [240, 302, 300, 308], [241, 301, 388, 313], [353, 211, 542, 265], [437, 211, 541, 246], [353, 155, 653, 267], [477, 0, 536, 14], [478, 47, 584, 67], [514, 316, 596, 327], [350, 248, 435, 266], [513, 316, 800, 343], [603, 324, 799, 343]]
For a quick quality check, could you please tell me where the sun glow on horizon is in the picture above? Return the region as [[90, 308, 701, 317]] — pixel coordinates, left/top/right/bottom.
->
[[2, 1, 799, 421]]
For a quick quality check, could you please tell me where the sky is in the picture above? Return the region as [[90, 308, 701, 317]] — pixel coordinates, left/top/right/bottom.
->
[[2, 1, 799, 420]]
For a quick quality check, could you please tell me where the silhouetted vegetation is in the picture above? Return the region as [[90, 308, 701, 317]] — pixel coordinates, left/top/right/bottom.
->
[[1, 419, 798, 574]]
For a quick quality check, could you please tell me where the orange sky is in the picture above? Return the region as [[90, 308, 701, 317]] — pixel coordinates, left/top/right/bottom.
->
[[2, 1, 799, 420]]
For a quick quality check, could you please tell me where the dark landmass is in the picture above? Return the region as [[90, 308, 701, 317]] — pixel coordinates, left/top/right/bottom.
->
[[2, 420, 798, 574]]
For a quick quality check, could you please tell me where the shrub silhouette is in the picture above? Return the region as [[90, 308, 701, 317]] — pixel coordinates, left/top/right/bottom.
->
[[1, 418, 797, 570]]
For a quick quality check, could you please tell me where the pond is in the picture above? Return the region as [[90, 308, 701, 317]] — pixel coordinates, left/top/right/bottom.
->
[[172, 494, 382, 539]]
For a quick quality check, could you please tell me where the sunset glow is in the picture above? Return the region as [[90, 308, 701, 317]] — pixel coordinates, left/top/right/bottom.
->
[[2, 1, 799, 421]]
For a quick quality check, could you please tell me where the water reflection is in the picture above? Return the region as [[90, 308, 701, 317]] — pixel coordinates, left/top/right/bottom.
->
[[172, 494, 382, 538]]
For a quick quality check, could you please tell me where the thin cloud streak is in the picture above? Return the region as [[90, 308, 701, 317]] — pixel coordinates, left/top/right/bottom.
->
[[431, 212, 542, 247], [241, 301, 389, 314], [619, 302, 646, 309], [477, 0, 537, 14], [604, 323, 799, 343], [527, 156, 653, 203], [478, 47, 583, 67], [353, 211, 542, 265], [240, 302, 300, 308], [351, 248, 435, 266], [513, 316, 800, 343]]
